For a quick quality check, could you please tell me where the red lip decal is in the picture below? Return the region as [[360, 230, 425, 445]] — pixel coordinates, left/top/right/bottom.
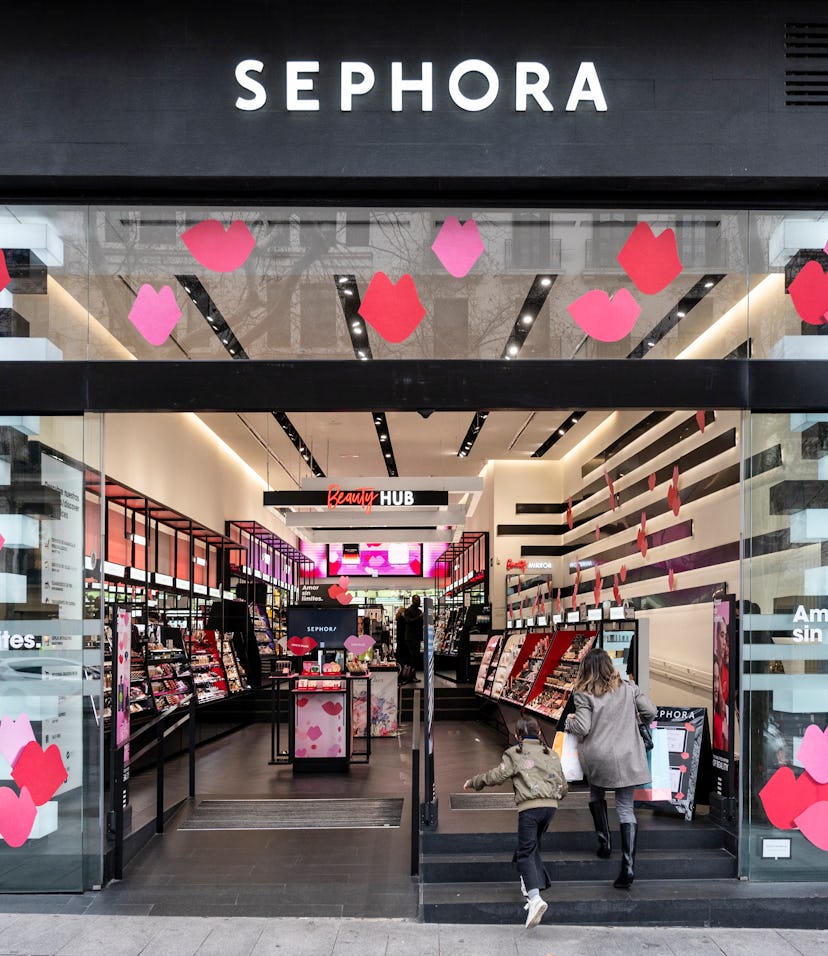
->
[[759, 766, 828, 830], [287, 636, 318, 656], [616, 223, 683, 295], [567, 288, 641, 342], [128, 284, 182, 347], [0, 250, 9, 293], [296, 697, 309, 708], [789, 260, 828, 325], [619, 565, 628, 583], [0, 786, 37, 848], [322, 701, 343, 716], [431, 216, 485, 278], [358, 272, 426, 343], [306, 725, 323, 742], [696, 411, 706, 433], [11, 741, 68, 806], [181, 220, 256, 273], [566, 498, 573, 530]]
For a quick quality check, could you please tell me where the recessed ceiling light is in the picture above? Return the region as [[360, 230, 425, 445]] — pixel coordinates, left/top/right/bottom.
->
[[522, 315, 533, 324], [647, 340, 655, 348], [384, 452, 391, 458], [540, 277, 552, 287], [338, 276, 349, 284], [677, 310, 686, 318], [558, 428, 565, 436], [380, 434, 387, 440], [508, 344, 519, 355], [351, 321, 362, 330], [343, 289, 353, 296], [704, 280, 714, 288]]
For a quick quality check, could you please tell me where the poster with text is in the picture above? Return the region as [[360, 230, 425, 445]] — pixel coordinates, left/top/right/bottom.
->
[[712, 596, 737, 802], [39, 451, 84, 621], [115, 610, 131, 749]]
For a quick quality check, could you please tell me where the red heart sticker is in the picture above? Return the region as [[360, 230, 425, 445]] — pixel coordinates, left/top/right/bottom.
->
[[789, 260, 828, 325], [337, 576, 350, 590], [0, 785, 37, 848], [181, 220, 256, 273], [616, 223, 683, 294], [594, 525, 601, 541], [287, 636, 318, 656], [593, 569, 602, 605], [358, 272, 426, 343], [322, 701, 343, 716], [567, 288, 641, 342], [696, 411, 706, 433], [328, 584, 344, 600], [11, 741, 68, 806], [648, 472, 656, 492], [336, 591, 353, 606], [619, 565, 627, 584], [637, 528, 648, 559], [0, 250, 10, 293], [296, 697, 309, 708]]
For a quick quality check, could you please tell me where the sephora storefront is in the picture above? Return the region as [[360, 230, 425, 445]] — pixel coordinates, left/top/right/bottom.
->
[[2, 1, 828, 894]]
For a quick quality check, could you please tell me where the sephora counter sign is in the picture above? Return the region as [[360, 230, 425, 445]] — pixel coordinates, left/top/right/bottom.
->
[[234, 59, 607, 113]]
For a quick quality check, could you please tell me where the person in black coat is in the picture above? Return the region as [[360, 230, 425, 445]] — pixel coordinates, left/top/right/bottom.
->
[[394, 606, 412, 682], [403, 594, 424, 681]]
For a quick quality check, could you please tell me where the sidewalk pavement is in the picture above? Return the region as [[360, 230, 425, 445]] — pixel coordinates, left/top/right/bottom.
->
[[0, 914, 825, 956]]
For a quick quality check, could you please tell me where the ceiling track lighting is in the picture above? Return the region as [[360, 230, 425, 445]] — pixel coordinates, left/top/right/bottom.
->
[[271, 411, 326, 477], [175, 275, 249, 360], [372, 411, 398, 477], [498, 273, 556, 360], [627, 273, 726, 360], [532, 410, 587, 458], [456, 410, 490, 458], [334, 273, 374, 360]]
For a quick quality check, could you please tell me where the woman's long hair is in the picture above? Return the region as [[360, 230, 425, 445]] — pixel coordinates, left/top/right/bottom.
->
[[573, 647, 622, 697]]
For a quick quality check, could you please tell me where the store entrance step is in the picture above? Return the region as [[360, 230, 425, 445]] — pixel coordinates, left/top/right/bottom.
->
[[421, 879, 828, 927], [399, 684, 480, 721]]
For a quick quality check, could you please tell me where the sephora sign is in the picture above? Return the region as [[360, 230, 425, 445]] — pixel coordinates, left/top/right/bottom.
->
[[234, 59, 607, 113]]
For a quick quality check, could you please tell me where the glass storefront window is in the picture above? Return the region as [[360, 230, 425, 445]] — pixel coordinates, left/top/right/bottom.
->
[[743, 411, 828, 880], [0, 413, 103, 891]]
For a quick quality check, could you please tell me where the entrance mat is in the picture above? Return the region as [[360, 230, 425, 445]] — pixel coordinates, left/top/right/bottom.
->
[[450, 793, 517, 810], [178, 797, 404, 830]]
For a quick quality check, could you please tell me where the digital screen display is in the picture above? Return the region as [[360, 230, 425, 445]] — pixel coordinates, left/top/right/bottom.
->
[[286, 606, 358, 649], [327, 543, 423, 576]]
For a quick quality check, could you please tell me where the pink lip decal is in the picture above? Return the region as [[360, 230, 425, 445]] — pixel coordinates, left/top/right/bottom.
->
[[616, 223, 683, 295], [567, 288, 641, 342], [794, 801, 828, 851], [306, 725, 323, 742], [0, 714, 35, 767], [696, 411, 706, 433], [337, 576, 350, 590], [789, 260, 828, 325], [128, 284, 182, 346], [344, 634, 375, 656], [181, 220, 256, 273], [295, 748, 307, 757], [431, 216, 485, 278], [358, 272, 426, 343], [797, 724, 828, 784], [0, 786, 37, 848], [296, 697, 309, 708], [322, 701, 343, 716], [0, 250, 9, 293], [11, 742, 67, 806]]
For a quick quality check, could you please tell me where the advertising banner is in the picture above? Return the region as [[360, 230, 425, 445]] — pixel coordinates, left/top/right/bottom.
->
[[712, 595, 738, 815]]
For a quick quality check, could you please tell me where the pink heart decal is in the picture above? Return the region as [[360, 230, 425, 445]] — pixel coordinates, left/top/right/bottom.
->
[[336, 591, 353, 606], [337, 576, 350, 590], [11, 742, 67, 806], [795, 800, 828, 851], [648, 473, 656, 492], [796, 724, 828, 784], [789, 260, 828, 325], [306, 725, 323, 742], [619, 565, 627, 583], [0, 786, 37, 848], [431, 217, 485, 278], [287, 636, 318, 656], [616, 223, 683, 294], [181, 220, 256, 273], [696, 411, 706, 433], [328, 584, 344, 600], [322, 701, 343, 716], [358, 272, 426, 343], [295, 748, 307, 757], [0, 714, 36, 767], [0, 250, 9, 293], [567, 288, 641, 342], [128, 284, 182, 346], [344, 634, 375, 656]]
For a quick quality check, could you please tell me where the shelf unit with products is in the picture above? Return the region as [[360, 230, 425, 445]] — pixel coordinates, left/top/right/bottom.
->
[[498, 632, 553, 708]]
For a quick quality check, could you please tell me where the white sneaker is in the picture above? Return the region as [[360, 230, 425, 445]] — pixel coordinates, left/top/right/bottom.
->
[[519, 876, 528, 897], [524, 895, 548, 928]]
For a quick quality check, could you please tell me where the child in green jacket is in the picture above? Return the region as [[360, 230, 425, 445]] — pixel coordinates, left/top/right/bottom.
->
[[464, 714, 567, 928]]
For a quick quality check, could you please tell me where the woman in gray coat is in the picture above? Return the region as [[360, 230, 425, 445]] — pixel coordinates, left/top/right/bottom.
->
[[564, 647, 656, 889]]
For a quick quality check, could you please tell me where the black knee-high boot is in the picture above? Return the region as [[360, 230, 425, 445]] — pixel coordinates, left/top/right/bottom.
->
[[588, 800, 612, 858], [613, 822, 637, 889]]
